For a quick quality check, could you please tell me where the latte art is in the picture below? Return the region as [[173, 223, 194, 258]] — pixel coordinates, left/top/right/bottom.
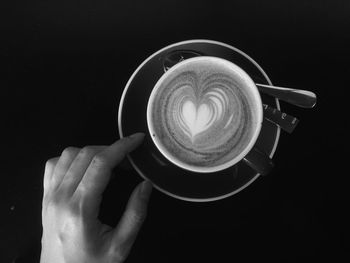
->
[[176, 74, 242, 142], [147, 57, 261, 172]]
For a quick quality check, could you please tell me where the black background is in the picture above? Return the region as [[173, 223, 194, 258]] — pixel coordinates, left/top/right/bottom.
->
[[1, 0, 348, 262]]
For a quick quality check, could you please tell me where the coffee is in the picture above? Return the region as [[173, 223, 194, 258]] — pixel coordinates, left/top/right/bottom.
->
[[147, 56, 262, 173]]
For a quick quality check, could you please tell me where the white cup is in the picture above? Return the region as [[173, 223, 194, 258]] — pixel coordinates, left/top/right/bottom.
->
[[147, 56, 264, 173]]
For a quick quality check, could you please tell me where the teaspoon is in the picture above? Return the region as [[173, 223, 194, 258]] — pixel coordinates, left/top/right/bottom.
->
[[161, 50, 317, 108], [256, 84, 317, 108]]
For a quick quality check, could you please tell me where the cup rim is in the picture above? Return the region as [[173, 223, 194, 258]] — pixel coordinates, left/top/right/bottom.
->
[[118, 39, 281, 202], [146, 55, 263, 173]]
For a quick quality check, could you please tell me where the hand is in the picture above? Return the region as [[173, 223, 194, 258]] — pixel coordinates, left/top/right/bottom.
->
[[40, 133, 153, 263]]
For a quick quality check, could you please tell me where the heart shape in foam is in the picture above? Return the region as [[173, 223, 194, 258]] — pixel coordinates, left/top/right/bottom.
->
[[181, 100, 215, 139]]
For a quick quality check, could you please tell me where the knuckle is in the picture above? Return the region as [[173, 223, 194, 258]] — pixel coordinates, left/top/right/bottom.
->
[[62, 147, 79, 158], [45, 157, 57, 168], [91, 153, 108, 167], [48, 192, 65, 207], [66, 200, 82, 217], [47, 193, 80, 216], [50, 194, 61, 206], [79, 146, 96, 157]]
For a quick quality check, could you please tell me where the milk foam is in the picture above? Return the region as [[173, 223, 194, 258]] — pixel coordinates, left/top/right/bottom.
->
[[148, 58, 259, 171]]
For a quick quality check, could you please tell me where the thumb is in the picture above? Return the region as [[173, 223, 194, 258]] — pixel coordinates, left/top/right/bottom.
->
[[111, 180, 153, 257]]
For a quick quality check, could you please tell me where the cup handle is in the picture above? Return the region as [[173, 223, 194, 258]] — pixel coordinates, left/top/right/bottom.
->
[[242, 147, 274, 176]]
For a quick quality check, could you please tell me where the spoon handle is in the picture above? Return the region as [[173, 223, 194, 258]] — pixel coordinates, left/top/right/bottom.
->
[[256, 84, 317, 108]]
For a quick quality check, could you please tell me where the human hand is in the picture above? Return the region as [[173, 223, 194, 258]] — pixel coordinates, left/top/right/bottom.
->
[[40, 133, 153, 263]]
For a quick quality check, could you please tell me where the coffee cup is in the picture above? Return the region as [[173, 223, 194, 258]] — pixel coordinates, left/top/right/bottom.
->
[[147, 56, 273, 175], [118, 39, 280, 201]]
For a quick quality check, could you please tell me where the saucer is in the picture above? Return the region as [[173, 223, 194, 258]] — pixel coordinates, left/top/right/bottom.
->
[[118, 39, 281, 202]]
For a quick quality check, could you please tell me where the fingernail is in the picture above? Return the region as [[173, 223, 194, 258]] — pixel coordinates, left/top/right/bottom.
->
[[140, 180, 153, 198], [129, 132, 145, 140]]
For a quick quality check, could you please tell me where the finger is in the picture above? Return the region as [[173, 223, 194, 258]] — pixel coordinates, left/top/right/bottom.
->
[[43, 157, 59, 196], [77, 133, 145, 199], [59, 146, 107, 197], [51, 147, 80, 192], [111, 181, 153, 259]]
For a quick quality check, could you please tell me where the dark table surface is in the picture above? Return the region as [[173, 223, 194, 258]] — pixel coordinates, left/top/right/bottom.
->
[[1, 0, 348, 262]]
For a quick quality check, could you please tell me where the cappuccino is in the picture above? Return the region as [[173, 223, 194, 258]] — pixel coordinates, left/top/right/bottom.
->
[[147, 56, 262, 173]]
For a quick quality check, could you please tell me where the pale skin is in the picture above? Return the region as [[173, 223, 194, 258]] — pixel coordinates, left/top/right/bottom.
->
[[40, 132, 153, 263]]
